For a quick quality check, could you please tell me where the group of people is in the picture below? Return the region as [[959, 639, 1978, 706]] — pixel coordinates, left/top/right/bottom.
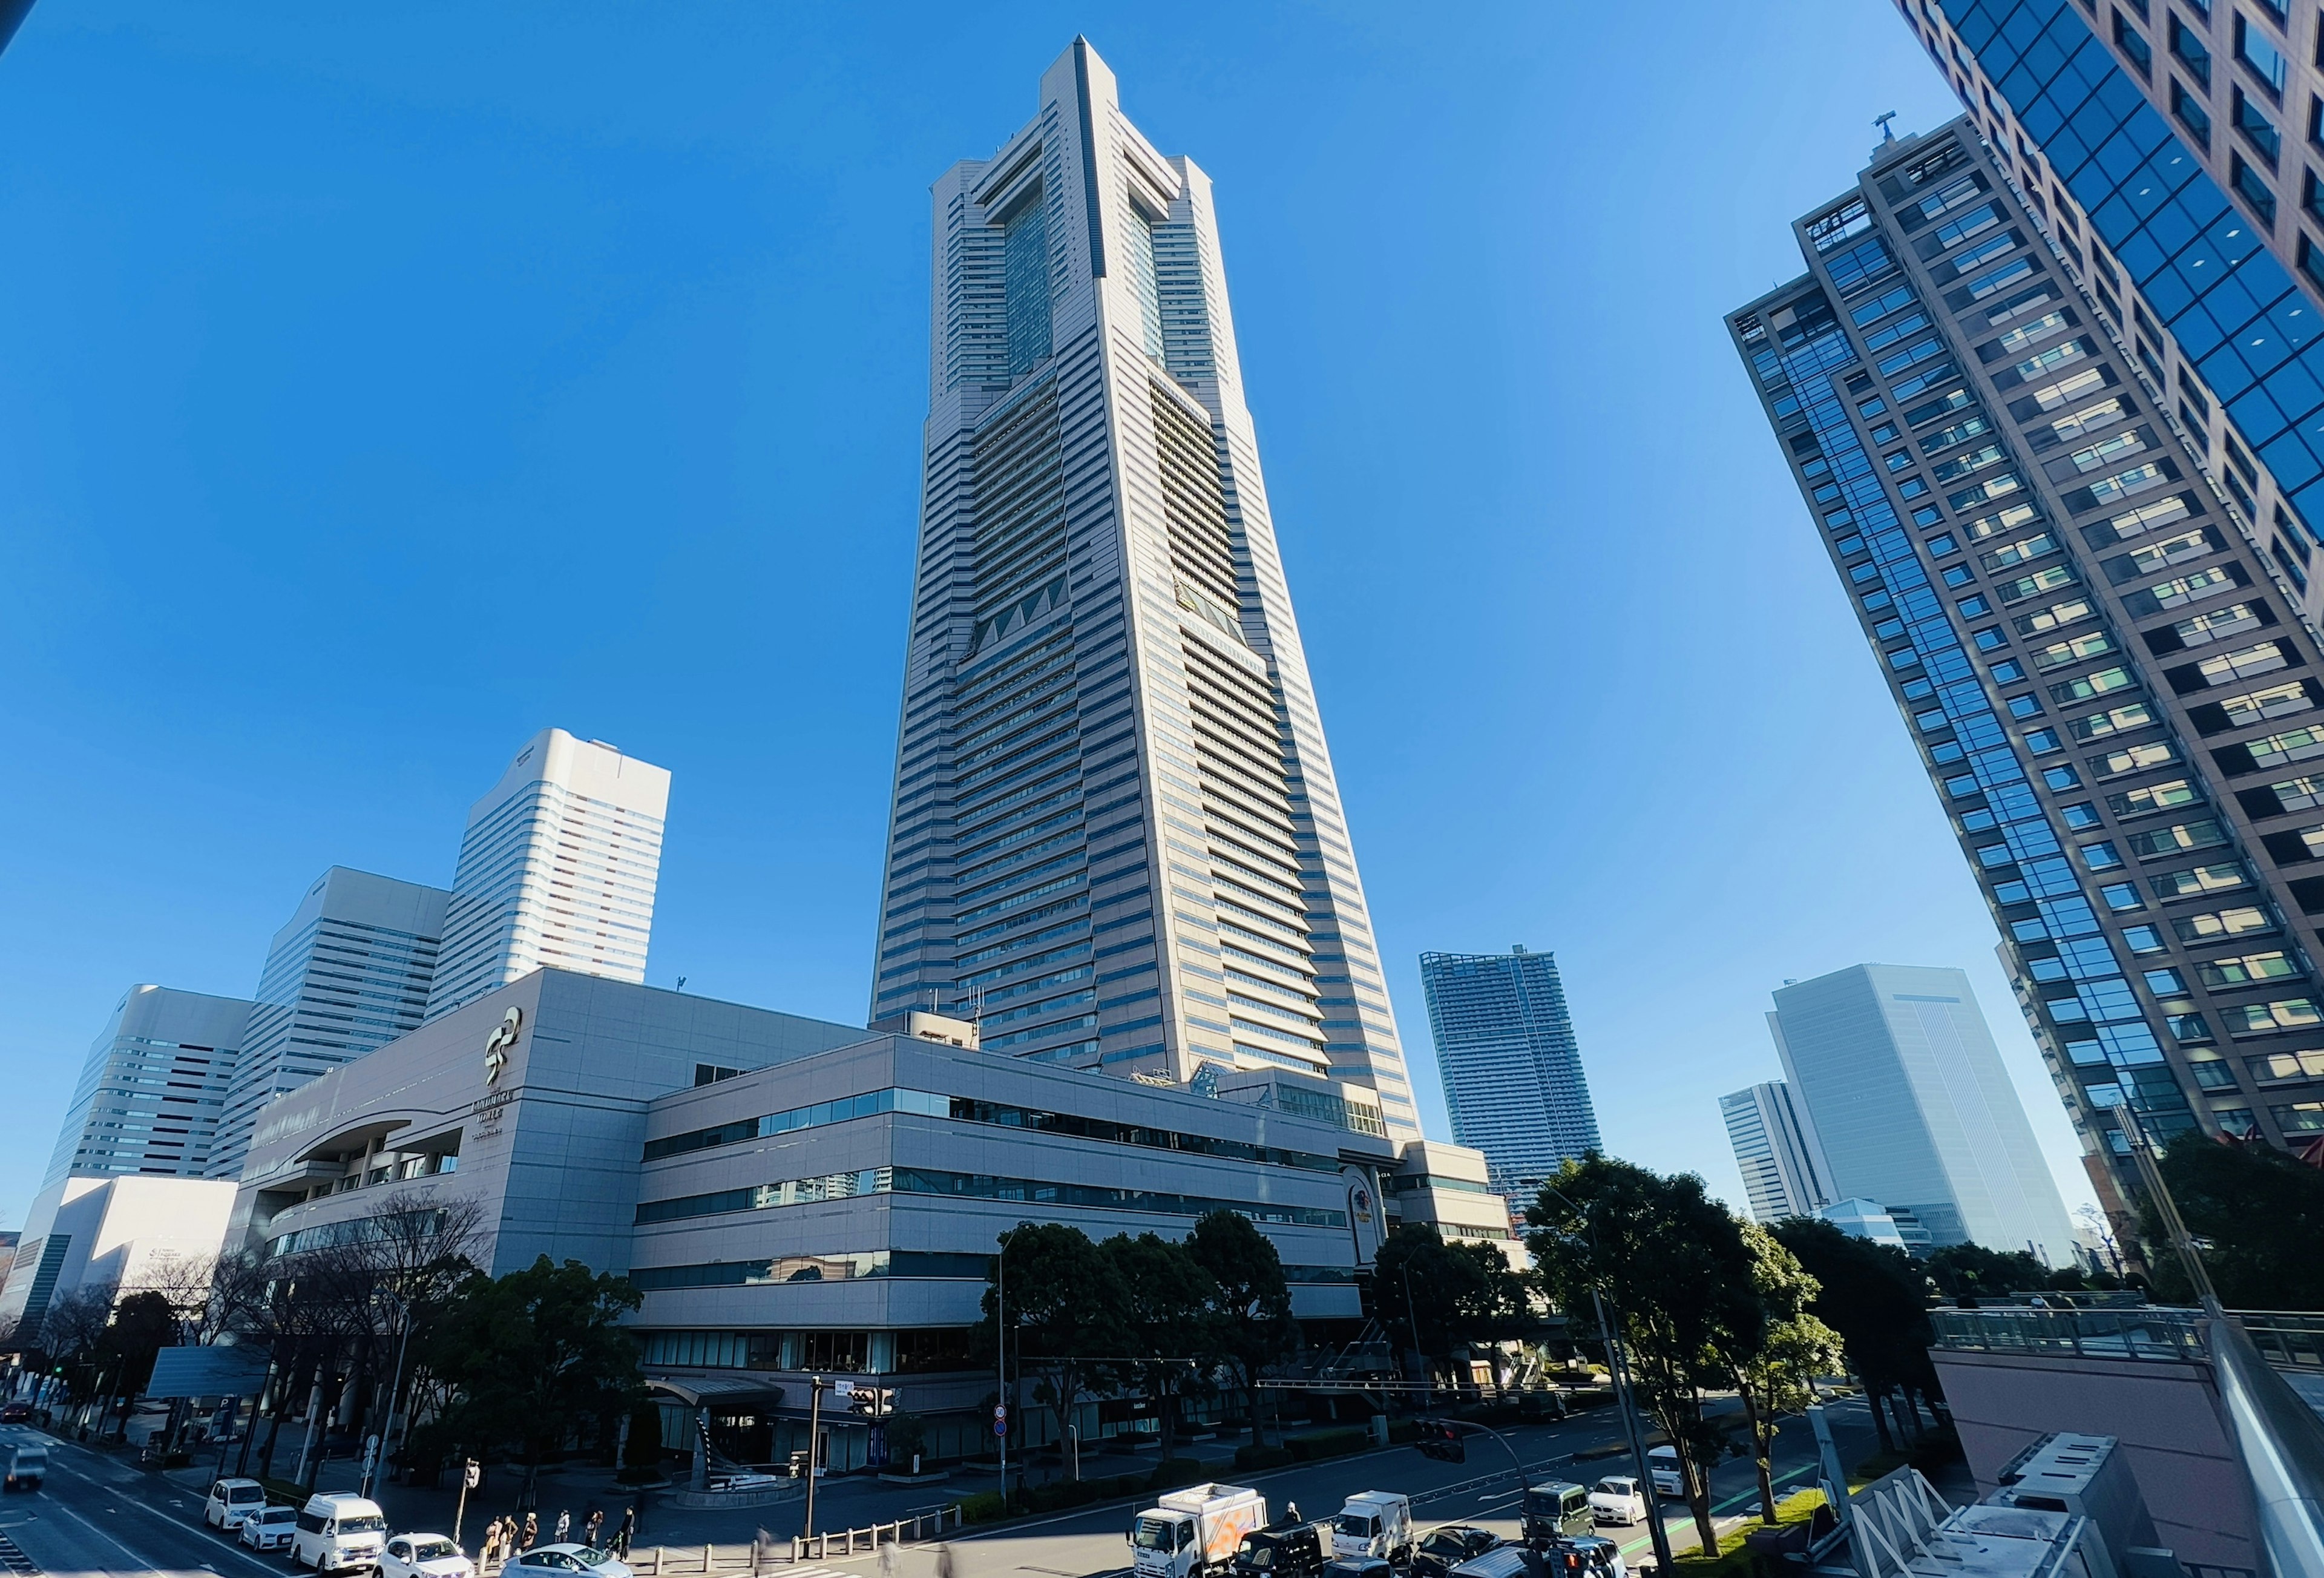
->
[[477, 1506, 638, 1567]]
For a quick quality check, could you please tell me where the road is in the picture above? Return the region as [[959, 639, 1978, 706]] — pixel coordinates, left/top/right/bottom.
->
[[0, 1399, 1882, 1576]]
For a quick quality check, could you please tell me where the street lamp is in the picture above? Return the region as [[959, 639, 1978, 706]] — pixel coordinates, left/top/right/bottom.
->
[[1535, 1184, 1675, 1577], [362, 1289, 412, 1500]]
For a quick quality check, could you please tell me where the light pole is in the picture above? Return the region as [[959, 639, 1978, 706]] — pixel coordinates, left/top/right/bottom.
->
[[994, 1229, 1013, 1505], [1537, 1185, 1675, 1576], [363, 1290, 412, 1499]]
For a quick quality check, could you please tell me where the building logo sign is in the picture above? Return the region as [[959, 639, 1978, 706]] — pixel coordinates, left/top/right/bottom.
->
[[484, 1007, 523, 1083]]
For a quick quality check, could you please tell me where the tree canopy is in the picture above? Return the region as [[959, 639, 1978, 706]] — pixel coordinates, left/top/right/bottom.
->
[[2141, 1136, 2324, 1309], [1184, 1209, 1295, 1446]]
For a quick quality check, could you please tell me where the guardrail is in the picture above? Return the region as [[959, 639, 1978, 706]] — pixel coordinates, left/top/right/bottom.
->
[[625, 1508, 962, 1573], [1928, 1305, 2324, 1370]]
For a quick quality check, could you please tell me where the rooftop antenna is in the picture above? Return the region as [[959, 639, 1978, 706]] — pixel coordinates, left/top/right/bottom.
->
[[675, 976, 687, 993], [1874, 110, 1899, 144]]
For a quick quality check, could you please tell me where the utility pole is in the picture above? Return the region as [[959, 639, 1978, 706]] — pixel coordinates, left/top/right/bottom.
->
[[802, 1377, 827, 1540], [363, 1290, 413, 1498], [995, 1231, 1011, 1504], [455, 1459, 479, 1549]]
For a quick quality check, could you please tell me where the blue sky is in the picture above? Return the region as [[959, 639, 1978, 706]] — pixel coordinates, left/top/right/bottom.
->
[[0, 2, 2098, 1230]]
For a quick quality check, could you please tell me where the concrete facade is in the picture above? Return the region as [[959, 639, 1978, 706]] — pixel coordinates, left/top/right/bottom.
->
[[1718, 1078, 1835, 1223], [0, 1175, 237, 1334], [43, 985, 255, 1189]]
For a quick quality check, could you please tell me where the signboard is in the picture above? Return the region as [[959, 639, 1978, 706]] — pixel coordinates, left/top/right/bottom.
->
[[993, 1404, 1008, 1438], [146, 1345, 273, 1400], [868, 1422, 887, 1468]]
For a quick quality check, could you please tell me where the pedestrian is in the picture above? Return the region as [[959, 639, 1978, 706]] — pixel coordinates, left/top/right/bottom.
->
[[752, 1527, 776, 1578], [615, 1507, 637, 1559], [489, 1520, 507, 1568], [935, 1542, 955, 1578], [585, 1510, 603, 1550], [556, 1510, 572, 1545], [880, 1531, 898, 1578], [1285, 1502, 1299, 1525], [523, 1511, 539, 1552]]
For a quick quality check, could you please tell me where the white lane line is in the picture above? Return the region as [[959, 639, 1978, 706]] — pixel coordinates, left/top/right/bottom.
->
[[44, 1496, 177, 1576]]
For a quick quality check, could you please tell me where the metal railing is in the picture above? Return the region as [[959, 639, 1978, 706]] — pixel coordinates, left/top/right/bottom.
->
[[623, 1508, 961, 1574], [1929, 1303, 2324, 1370]]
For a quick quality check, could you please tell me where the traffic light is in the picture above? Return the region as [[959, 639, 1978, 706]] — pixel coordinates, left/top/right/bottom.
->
[[848, 1386, 897, 1416], [1414, 1418, 1465, 1462]]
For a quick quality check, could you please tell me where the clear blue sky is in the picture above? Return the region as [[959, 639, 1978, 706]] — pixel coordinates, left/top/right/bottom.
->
[[0, 2, 2097, 1230]]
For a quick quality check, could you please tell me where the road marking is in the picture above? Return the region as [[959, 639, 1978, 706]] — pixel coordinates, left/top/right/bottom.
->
[[0, 1532, 38, 1576]]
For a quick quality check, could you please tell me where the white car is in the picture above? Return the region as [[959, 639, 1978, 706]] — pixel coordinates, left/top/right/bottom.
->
[[382, 1533, 475, 1578], [240, 1506, 298, 1553], [509, 1544, 634, 1578], [1586, 1478, 1647, 1525], [204, 1476, 268, 1530]]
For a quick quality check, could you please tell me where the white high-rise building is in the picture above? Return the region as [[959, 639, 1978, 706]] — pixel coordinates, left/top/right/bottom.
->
[[424, 729, 670, 1021], [1769, 964, 2078, 1265], [42, 985, 254, 1188], [1718, 1079, 1834, 1224], [868, 41, 1417, 1132], [207, 867, 449, 1182]]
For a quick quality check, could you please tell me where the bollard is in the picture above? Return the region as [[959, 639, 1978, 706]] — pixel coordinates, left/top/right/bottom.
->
[[703, 1545, 712, 1574]]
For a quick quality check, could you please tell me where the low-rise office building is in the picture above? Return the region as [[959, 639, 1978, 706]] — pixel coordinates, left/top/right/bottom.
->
[[229, 967, 1478, 1465]]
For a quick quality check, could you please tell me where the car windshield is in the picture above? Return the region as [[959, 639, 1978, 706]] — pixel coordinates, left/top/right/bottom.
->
[[1135, 1521, 1177, 1551], [568, 1551, 611, 1568], [1335, 1516, 1376, 1537], [230, 1486, 264, 1502], [414, 1540, 461, 1561], [1421, 1535, 1461, 1557], [1242, 1550, 1272, 1569], [265, 1510, 297, 1524], [1597, 1480, 1632, 1494], [338, 1516, 388, 1534]]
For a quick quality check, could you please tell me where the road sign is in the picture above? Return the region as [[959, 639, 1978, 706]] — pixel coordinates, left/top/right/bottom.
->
[[868, 1422, 887, 1468], [993, 1404, 1008, 1438], [832, 1379, 855, 1399]]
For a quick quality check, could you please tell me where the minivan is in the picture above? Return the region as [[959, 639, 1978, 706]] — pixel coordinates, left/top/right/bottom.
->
[[1646, 1445, 1681, 1497], [292, 1493, 388, 1573], [0, 1440, 45, 1493], [1519, 1481, 1590, 1540]]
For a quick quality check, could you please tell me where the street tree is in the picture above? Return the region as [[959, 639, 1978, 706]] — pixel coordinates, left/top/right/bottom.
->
[[2139, 1134, 2324, 1309], [1727, 1223, 1844, 1524], [1768, 1218, 1938, 1454], [1525, 1156, 1762, 1555], [1923, 1243, 2051, 1304], [979, 1223, 1127, 1481], [1185, 1209, 1295, 1447], [1101, 1232, 1217, 1461], [425, 1255, 643, 1505]]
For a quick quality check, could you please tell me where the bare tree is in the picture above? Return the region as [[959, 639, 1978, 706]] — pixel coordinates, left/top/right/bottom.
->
[[39, 1287, 115, 1372]]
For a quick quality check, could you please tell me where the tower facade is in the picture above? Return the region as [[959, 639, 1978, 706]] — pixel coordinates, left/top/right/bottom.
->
[[206, 866, 448, 1181], [44, 985, 254, 1186], [1729, 117, 2324, 1223], [425, 728, 670, 1021], [1417, 947, 1601, 1195], [1719, 1079, 1834, 1223], [868, 41, 1416, 1133], [1770, 964, 2078, 1264]]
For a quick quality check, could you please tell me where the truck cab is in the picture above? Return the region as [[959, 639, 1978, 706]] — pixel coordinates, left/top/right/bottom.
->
[[1330, 1493, 1413, 1565], [1132, 1484, 1268, 1578]]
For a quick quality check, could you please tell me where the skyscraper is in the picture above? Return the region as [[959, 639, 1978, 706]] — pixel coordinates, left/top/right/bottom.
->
[[206, 867, 449, 1182], [1768, 965, 2078, 1264], [1417, 947, 1601, 1196], [425, 728, 670, 1022], [43, 985, 254, 1186], [1719, 1079, 1835, 1223], [1728, 117, 2324, 1229], [867, 41, 1417, 1133]]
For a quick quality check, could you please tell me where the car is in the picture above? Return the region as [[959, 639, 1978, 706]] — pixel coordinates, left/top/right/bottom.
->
[[291, 1493, 390, 1573], [240, 1506, 298, 1553], [1549, 1536, 1626, 1578], [382, 1533, 475, 1578], [1411, 1526, 1499, 1578], [1321, 1560, 1391, 1578], [1646, 1446, 1681, 1498], [1586, 1479, 1647, 1527], [1233, 1522, 1325, 1578], [509, 1543, 634, 1578], [0, 1404, 33, 1424], [205, 1477, 268, 1530]]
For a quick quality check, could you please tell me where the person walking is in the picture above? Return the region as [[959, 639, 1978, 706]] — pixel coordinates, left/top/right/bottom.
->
[[555, 1510, 571, 1545], [522, 1511, 539, 1552], [614, 1507, 637, 1559], [935, 1543, 955, 1578], [585, 1510, 603, 1550]]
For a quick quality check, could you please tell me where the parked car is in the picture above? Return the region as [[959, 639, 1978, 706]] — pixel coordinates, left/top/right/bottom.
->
[[381, 1533, 474, 1578], [1586, 1478, 1647, 1527], [205, 1477, 268, 1530], [240, 1507, 298, 1554], [510, 1543, 634, 1578], [1232, 1522, 1325, 1578], [1411, 1525, 1498, 1578], [292, 1493, 389, 1573], [0, 1404, 33, 1424]]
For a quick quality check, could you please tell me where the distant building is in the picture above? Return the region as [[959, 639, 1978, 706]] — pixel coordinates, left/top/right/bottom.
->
[[1817, 1196, 1928, 1252], [42, 985, 254, 1189], [1719, 1079, 1834, 1222], [424, 729, 669, 1021], [1419, 947, 1602, 1197], [207, 867, 449, 1182], [1771, 964, 2078, 1264], [0, 1175, 236, 1335]]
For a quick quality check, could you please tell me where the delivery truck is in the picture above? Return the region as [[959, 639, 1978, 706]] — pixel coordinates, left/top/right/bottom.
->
[[1330, 1492, 1413, 1566], [1131, 1484, 1269, 1578]]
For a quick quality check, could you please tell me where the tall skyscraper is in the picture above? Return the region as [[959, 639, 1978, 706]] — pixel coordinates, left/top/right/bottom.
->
[[1417, 947, 1601, 1196], [1728, 118, 2324, 1230], [867, 41, 1417, 1133], [43, 985, 254, 1186], [206, 867, 449, 1182], [1719, 1079, 1835, 1223], [425, 728, 670, 1022], [1768, 965, 2078, 1264]]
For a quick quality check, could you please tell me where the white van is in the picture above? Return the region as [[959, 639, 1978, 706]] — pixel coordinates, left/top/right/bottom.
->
[[292, 1493, 389, 1573], [205, 1477, 268, 1529], [1646, 1445, 1681, 1497]]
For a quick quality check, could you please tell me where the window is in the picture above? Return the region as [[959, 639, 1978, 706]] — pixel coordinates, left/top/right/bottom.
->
[[1975, 626, 2011, 650], [2233, 152, 2280, 223], [2008, 694, 2046, 718], [2175, 78, 2215, 144], [2125, 817, 2230, 856], [2236, 87, 2284, 163], [2152, 860, 2253, 898], [1945, 564, 1978, 587], [2177, 904, 2277, 941], [2045, 763, 2084, 789], [2222, 996, 2324, 1033], [2199, 949, 2301, 987], [2103, 881, 2147, 910], [2124, 924, 2170, 952], [2299, 233, 2324, 293], [2237, 13, 2288, 96], [1995, 659, 2030, 683], [2146, 965, 2191, 994], [2251, 1047, 2324, 1080], [2083, 840, 2126, 869], [2305, 169, 2324, 226], [2033, 631, 2117, 670], [2171, 15, 2213, 83], [2063, 800, 2104, 827], [2110, 777, 2202, 817], [1958, 594, 1994, 617], [2116, 10, 2156, 74], [1928, 533, 1960, 556], [2071, 701, 2157, 740], [2199, 640, 2291, 683], [2029, 727, 2067, 754]]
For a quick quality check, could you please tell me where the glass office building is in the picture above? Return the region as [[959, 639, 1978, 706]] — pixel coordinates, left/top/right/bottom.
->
[[1719, 1079, 1835, 1223], [1729, 117, 2324, 1229], [1417, 947, 1601, 1196], [868, 41, 1416, 1133]]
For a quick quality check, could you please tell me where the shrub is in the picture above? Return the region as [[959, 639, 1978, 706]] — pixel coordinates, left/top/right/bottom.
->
[[953, 1491, 1008, 1524], [1234, 1443, 1295, 1471], [1283, 1427, 1368, 1462], [1673, 1488, 1827, 1578], [1385, 1418, 1417, 1444], [1149, 1457, 1206, 1493]]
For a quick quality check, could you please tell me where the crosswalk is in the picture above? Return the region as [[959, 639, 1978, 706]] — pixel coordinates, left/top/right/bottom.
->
[[0, 1531, 40, 1574]]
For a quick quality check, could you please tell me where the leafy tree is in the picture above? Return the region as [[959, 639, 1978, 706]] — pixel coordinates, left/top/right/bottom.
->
[[1185, 1211, 1295, 1447], [980, 1223, 1128, 1481], [1727, 1223, 1844, 1524], [424, 1257, 643, 1504], [1101, 1233, 1216, 1461], [1768, 1218, 1937, 1455], [2139, 1135, 2324, 1309], [1372, 1228, 1535, 1381], [1923, 1243, 2050, 1304], [1525, 1157, 1762, 1554]]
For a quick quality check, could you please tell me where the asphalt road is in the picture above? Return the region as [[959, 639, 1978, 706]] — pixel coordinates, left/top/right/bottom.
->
[[0, 1425, 295, 1578]]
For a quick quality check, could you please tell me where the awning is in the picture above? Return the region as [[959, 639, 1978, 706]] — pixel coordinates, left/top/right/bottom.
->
[[645, 1373, 785, 1408]]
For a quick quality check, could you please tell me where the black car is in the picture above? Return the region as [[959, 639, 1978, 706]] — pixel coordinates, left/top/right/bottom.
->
[[1411, 1527, 1500, 1578], [1235, 1524, 1327, 1578], [1324, 1560, 1393, 1578]]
